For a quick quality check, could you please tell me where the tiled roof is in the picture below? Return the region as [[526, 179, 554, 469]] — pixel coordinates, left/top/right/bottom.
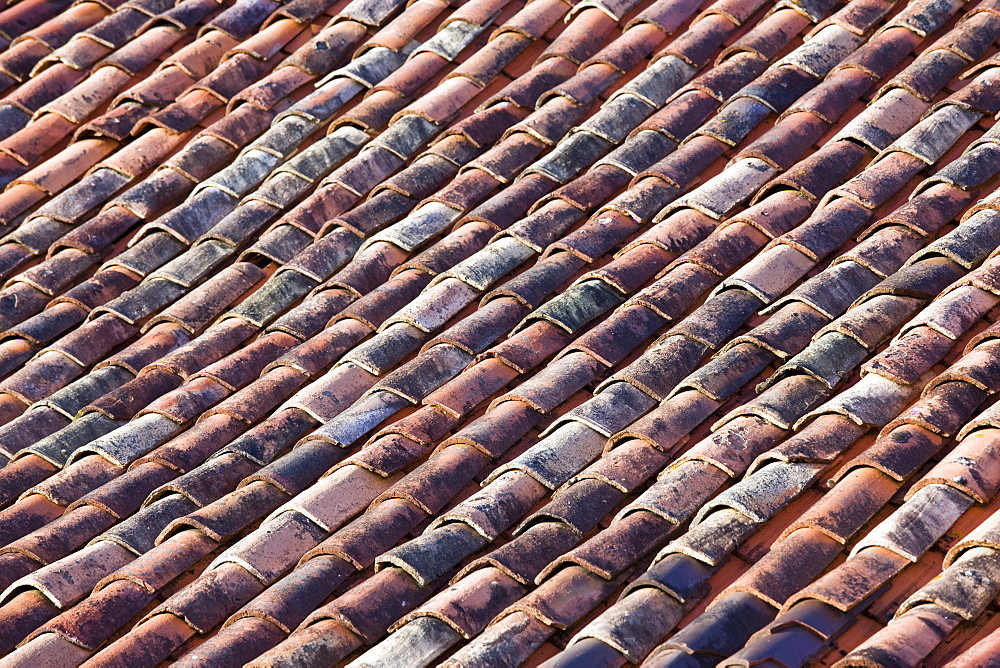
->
[[1, 0, 1000, 664]]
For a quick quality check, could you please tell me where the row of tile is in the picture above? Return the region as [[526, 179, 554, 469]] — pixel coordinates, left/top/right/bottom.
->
[[2, 0, 1000, 663], [370, 3, 1000, 664]]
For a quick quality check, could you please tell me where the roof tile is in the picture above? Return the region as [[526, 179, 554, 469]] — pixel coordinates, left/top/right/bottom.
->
[[5, 0, 1000, 663]]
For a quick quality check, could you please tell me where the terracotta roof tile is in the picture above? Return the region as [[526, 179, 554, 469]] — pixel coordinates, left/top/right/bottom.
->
[[4, 0, 1000, 664]]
